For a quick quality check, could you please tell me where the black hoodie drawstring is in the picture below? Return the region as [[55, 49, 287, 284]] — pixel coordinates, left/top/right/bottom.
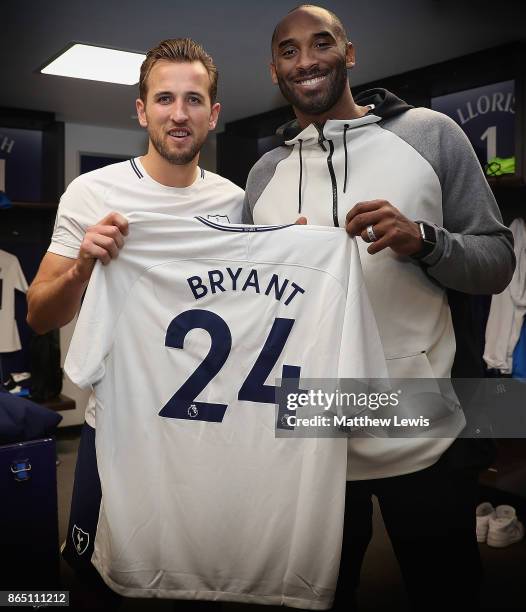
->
[[296, 125, 350, 222], [343, 124, 349, 193], [298, 139, 303, 214]]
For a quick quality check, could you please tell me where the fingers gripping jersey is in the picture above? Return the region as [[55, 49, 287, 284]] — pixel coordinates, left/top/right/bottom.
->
[[65, 213, 387, 608]]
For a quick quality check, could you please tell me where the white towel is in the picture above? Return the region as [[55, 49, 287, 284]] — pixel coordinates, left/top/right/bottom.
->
[[484, 218, 526, 373]]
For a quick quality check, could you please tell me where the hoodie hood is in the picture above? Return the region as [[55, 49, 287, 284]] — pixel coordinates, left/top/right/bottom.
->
[[355, 88, 413, 119], [276, 88, 412, 141]]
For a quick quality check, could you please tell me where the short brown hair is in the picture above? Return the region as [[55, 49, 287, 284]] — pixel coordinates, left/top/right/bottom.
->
[[139, 38, 218, 104]]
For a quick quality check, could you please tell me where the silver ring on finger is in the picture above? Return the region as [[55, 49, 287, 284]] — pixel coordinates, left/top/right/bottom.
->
[[366, 224, 378, 242]]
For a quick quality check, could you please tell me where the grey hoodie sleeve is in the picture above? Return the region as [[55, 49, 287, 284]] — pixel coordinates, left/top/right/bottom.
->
[[242, 146, 292, 224], [383, 108, 515, 295], [242, 191, 254, 224]]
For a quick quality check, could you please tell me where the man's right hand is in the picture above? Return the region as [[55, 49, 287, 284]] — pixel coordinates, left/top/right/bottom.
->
[[27, 212, 129, 334], [73, 212, 129, 282]]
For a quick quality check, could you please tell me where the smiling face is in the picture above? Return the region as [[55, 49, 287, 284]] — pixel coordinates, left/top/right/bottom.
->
[[136, 60, 220, 166], [271, 7, 354, 121]]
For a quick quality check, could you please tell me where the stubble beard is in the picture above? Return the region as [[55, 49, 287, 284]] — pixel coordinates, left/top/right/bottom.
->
[[149, 129, 205, 166], [276, 57, 349, 116]]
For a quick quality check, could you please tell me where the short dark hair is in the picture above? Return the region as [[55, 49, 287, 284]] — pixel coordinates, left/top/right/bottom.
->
[[271, 4, 348, 56], [139, 38, 218, 104]]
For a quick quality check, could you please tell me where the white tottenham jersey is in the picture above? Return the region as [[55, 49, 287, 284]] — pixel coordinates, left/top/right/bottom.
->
[[65, 213, 387, 609], [0, 249, 28, 353], [49, 157, 243, 426]]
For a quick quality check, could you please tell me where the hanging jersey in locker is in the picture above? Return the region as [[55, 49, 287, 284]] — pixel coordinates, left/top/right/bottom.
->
[[0, 249, 28, 353]]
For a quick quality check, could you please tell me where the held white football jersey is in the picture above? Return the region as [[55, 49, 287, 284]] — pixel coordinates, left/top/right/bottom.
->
[[0, 249, 28, 353], [49, 157, 244, 428], [65, 213, 387, 609]]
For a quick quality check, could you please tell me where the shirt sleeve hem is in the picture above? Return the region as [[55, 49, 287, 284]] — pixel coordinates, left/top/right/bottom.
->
[[48, 242, 79, 259]]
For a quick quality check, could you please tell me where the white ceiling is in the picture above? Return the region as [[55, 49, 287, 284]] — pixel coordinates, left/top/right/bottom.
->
[[2, 0, 525, 132]]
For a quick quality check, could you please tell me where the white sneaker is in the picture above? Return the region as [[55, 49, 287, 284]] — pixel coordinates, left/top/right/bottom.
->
[[486, 504, 524, 548], [476, 502, 495, 542]]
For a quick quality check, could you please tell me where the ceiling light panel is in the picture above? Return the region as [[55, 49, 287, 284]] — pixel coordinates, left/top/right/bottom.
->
[[40, 43, 145, 85]]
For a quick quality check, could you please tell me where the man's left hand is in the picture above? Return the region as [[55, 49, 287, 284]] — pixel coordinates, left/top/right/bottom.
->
[[345, 199, 422, 255]]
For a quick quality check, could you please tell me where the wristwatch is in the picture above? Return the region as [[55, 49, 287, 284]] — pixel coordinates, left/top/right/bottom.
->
[[411, 221, 437, 260]]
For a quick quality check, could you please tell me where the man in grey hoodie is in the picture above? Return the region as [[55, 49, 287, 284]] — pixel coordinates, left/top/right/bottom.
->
[[243, 5, 515, 610]]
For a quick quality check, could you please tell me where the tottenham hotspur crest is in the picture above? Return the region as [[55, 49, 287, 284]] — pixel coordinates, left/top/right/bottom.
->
[[207, 214, 230, 224], [72, 524, 90, 555]]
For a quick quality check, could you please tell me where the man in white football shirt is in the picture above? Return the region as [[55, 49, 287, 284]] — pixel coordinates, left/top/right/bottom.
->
[[26, 38, 243, 609]]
